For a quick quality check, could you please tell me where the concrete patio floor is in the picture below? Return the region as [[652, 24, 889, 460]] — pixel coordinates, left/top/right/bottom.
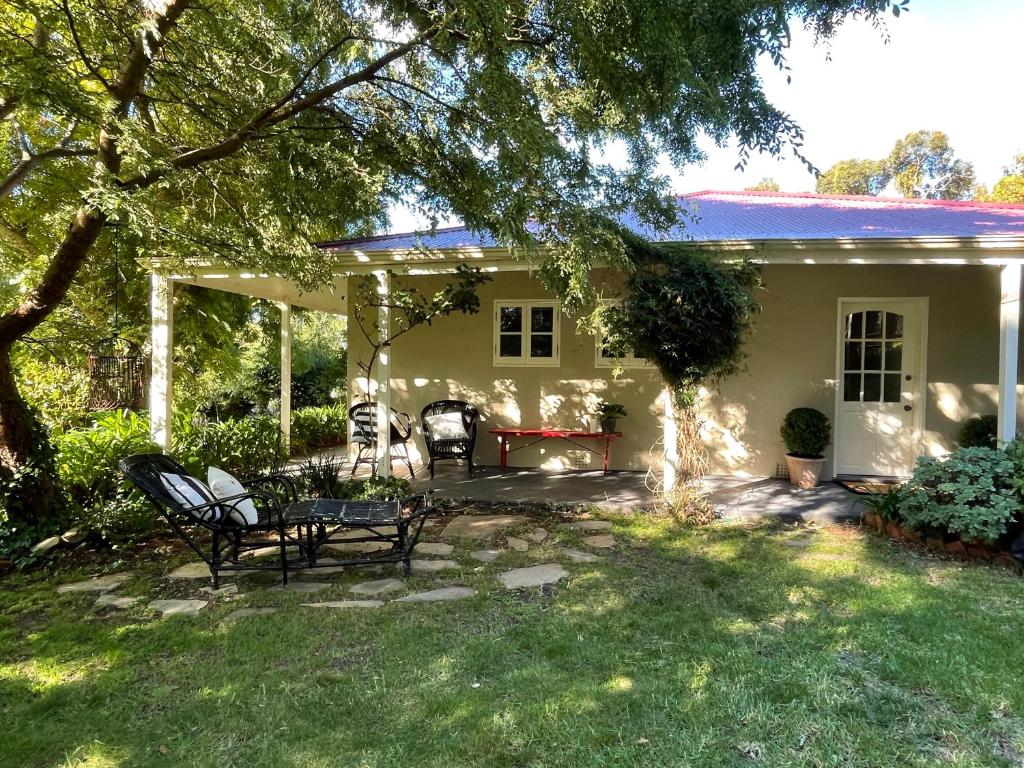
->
[[289, 450, 863, 522]]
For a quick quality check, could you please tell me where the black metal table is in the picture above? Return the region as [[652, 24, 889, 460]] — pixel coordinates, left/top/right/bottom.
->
[[284, 495, 431, 574]]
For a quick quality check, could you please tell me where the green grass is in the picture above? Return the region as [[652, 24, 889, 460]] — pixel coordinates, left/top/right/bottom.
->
[[3, 515, 1024, 767]]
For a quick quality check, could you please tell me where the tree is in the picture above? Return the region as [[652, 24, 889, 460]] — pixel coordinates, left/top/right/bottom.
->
[[976, 155, 1024, 204], [816, 158, 890, 196], [0, 0, 903, 523], [745, 178, 780, 192], [887, 130, 976, 200]]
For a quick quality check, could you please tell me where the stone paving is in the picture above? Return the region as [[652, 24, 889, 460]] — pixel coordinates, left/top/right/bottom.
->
[[54, 511, 619, 618]]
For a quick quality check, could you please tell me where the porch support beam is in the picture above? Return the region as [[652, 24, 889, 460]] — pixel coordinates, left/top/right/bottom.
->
[[998, 263, 1021, 444], [149, 274, 174, 450], [374, 270, 392, 478], [661, 388, 678, 492], [278, 302, 292, 452]]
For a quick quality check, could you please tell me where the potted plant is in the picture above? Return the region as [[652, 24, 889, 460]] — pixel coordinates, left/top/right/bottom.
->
[[780, 407, 830, 489], [595, 402, 627, 433]]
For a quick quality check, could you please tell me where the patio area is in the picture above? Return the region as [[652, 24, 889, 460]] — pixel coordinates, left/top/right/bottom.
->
[[292, 451, 863, 522]]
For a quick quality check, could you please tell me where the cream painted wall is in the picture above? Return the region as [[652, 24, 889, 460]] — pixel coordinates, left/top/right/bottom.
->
[[346, 270, 665, 472], [346, 263, 1015, 477]]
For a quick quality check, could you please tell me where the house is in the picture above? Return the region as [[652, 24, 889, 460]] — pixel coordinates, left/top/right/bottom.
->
[[145, 190, 1024, 486]]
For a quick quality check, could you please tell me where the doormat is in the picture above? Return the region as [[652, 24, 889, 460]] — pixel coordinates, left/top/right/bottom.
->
[[836, 478, 901, 496]]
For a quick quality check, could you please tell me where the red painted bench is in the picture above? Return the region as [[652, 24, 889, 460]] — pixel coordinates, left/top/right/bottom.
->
[[489, 428, 623, 473]]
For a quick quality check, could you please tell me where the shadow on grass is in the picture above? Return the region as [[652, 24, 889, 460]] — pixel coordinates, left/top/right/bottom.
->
[[3, 518, 1024, 767]]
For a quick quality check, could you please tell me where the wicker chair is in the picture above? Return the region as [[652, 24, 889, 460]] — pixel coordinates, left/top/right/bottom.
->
[[119, 453, 298, 589], [420, 400, 479, 479], [348, 401, 416, 478]]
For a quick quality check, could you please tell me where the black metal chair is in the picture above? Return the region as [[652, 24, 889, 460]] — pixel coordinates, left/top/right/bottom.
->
[[119, 453, 298, 589], [420, 400, 479, 478], [348, 402, 416, 478]]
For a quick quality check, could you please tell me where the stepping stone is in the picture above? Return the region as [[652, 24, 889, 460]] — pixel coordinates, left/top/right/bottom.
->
[[527, 528, 549, 544], [199, 584, 239, 596], [506, 536, 529, 552], [333, 527, 399, 540], [326, 541, 393, 555], [241, 545, 299, 560], [349, 578, 405, 596], [271, 581, 331, 593], [95, 594, 141, 609], [297, 558, 350, 575], [225, 607, 278, 621], [411, 559, 459, 573], [582, 535, 616, 549], [560, 548, 601, 563], [302, 600, 384, 609], [57, 572, 133, 594], [395, 587, 476, 602], [442, 515, 521, 539], [499, 564, 570, 589], [558, 520, 613, 531], [169, 562, 260, 579], [149, 599, 208, 617], [415, 542, 454, 556], [470, 549, 502, 563]]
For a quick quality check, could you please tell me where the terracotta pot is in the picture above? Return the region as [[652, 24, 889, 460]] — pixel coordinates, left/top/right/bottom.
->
[[785, 454, 826, 489]]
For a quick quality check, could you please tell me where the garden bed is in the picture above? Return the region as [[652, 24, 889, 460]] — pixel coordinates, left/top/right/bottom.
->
[[861, 510, 1020, 568]]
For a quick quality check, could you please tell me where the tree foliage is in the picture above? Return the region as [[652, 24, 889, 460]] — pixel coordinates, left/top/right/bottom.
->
[[745, 178, 781, 192], [816, 130, 975, 199], [815, 158, 890, 196], [976, 155, 1024, 204], [0, 0, 903, 522]]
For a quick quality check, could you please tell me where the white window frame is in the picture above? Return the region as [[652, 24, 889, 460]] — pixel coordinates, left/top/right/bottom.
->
[[594, 300, 651, 369], [493, 300, 560, 367]]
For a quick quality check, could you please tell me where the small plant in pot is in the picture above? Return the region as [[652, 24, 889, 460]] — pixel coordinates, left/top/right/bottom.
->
[[780, 407, 830, 489], [595, 402, 627, 433]]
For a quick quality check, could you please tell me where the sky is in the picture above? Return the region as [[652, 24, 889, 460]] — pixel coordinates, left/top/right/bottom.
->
[[388, 0, 1024, 233]]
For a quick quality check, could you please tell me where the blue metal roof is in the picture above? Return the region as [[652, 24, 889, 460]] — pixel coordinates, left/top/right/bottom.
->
[[320, 190, 1024, 253]]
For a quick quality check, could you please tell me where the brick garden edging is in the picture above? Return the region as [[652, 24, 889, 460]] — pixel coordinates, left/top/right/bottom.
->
[[861, 511, 1018, 568]]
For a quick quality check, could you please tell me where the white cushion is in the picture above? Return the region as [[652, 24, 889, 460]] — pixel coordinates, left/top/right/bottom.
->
[[207, 467, 260, 527], [159, 472, 218, 521], [425, 412, 468, 441]]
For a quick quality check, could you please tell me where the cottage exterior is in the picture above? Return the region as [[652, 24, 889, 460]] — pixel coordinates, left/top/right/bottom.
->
[[146, 191, 1024, 486]]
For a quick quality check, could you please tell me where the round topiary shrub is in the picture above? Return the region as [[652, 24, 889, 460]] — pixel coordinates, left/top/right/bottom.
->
[[958, 415, 997, 448], [780, 408, 831, 458]]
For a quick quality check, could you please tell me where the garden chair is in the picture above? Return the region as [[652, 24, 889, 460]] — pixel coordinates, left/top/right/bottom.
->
[[348, 401, 416, 478], [420, 400, 479, 478], [119, 453, 298, 589]]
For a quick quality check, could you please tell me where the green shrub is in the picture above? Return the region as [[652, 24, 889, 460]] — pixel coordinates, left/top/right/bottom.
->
[[54, 410, 159, 545], [173, 415, 285, 477], [290, 405, 346, 455], [899, 447, 1019, 543], [780, 408, 830, 458], [335, 475, 412, 501], [296, 455, 347, 498], [958, 415, 997, 448]]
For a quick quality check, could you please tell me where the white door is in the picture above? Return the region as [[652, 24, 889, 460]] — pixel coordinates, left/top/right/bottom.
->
[[835, 298, 927, 478]]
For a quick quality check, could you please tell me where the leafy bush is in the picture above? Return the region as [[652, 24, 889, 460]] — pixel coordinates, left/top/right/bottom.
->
[[859, 486, 903, 523], [780, 408, 831, 458], [290, 405, 346, 455], [296, 455, 347, 498], [899, 447, 1020, 543], [53, 410, 159, 545], [335, 476, 412, 501], [959, 415, 997, 448], [173, 415, 285, 477]]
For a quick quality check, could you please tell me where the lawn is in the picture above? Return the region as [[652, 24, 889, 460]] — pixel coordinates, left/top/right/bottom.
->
[[3, 512, 1024, 768]]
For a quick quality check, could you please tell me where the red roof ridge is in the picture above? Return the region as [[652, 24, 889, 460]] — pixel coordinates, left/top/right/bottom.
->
[[681, 189, 1024, 210]]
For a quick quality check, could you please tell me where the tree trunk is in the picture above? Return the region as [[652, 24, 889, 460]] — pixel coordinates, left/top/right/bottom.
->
[[0, 206, 106, 524]]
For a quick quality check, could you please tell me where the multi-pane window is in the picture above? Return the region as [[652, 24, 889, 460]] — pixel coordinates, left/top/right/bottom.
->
[[842, 310, 904, 403], [596, 335, 649, 369], [494, 301, 559, 366]]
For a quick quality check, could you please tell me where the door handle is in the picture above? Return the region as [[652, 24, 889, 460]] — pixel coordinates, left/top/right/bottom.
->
[[903, 405, 912, 412]]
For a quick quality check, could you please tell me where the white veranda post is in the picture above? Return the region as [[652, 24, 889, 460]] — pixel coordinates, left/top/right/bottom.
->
[[998, 263, 1021, 444], [374, 270, 392, 478], [661, 387, 678, 492], [278, 302, 292, 451], [149, 274, 174, 450]]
